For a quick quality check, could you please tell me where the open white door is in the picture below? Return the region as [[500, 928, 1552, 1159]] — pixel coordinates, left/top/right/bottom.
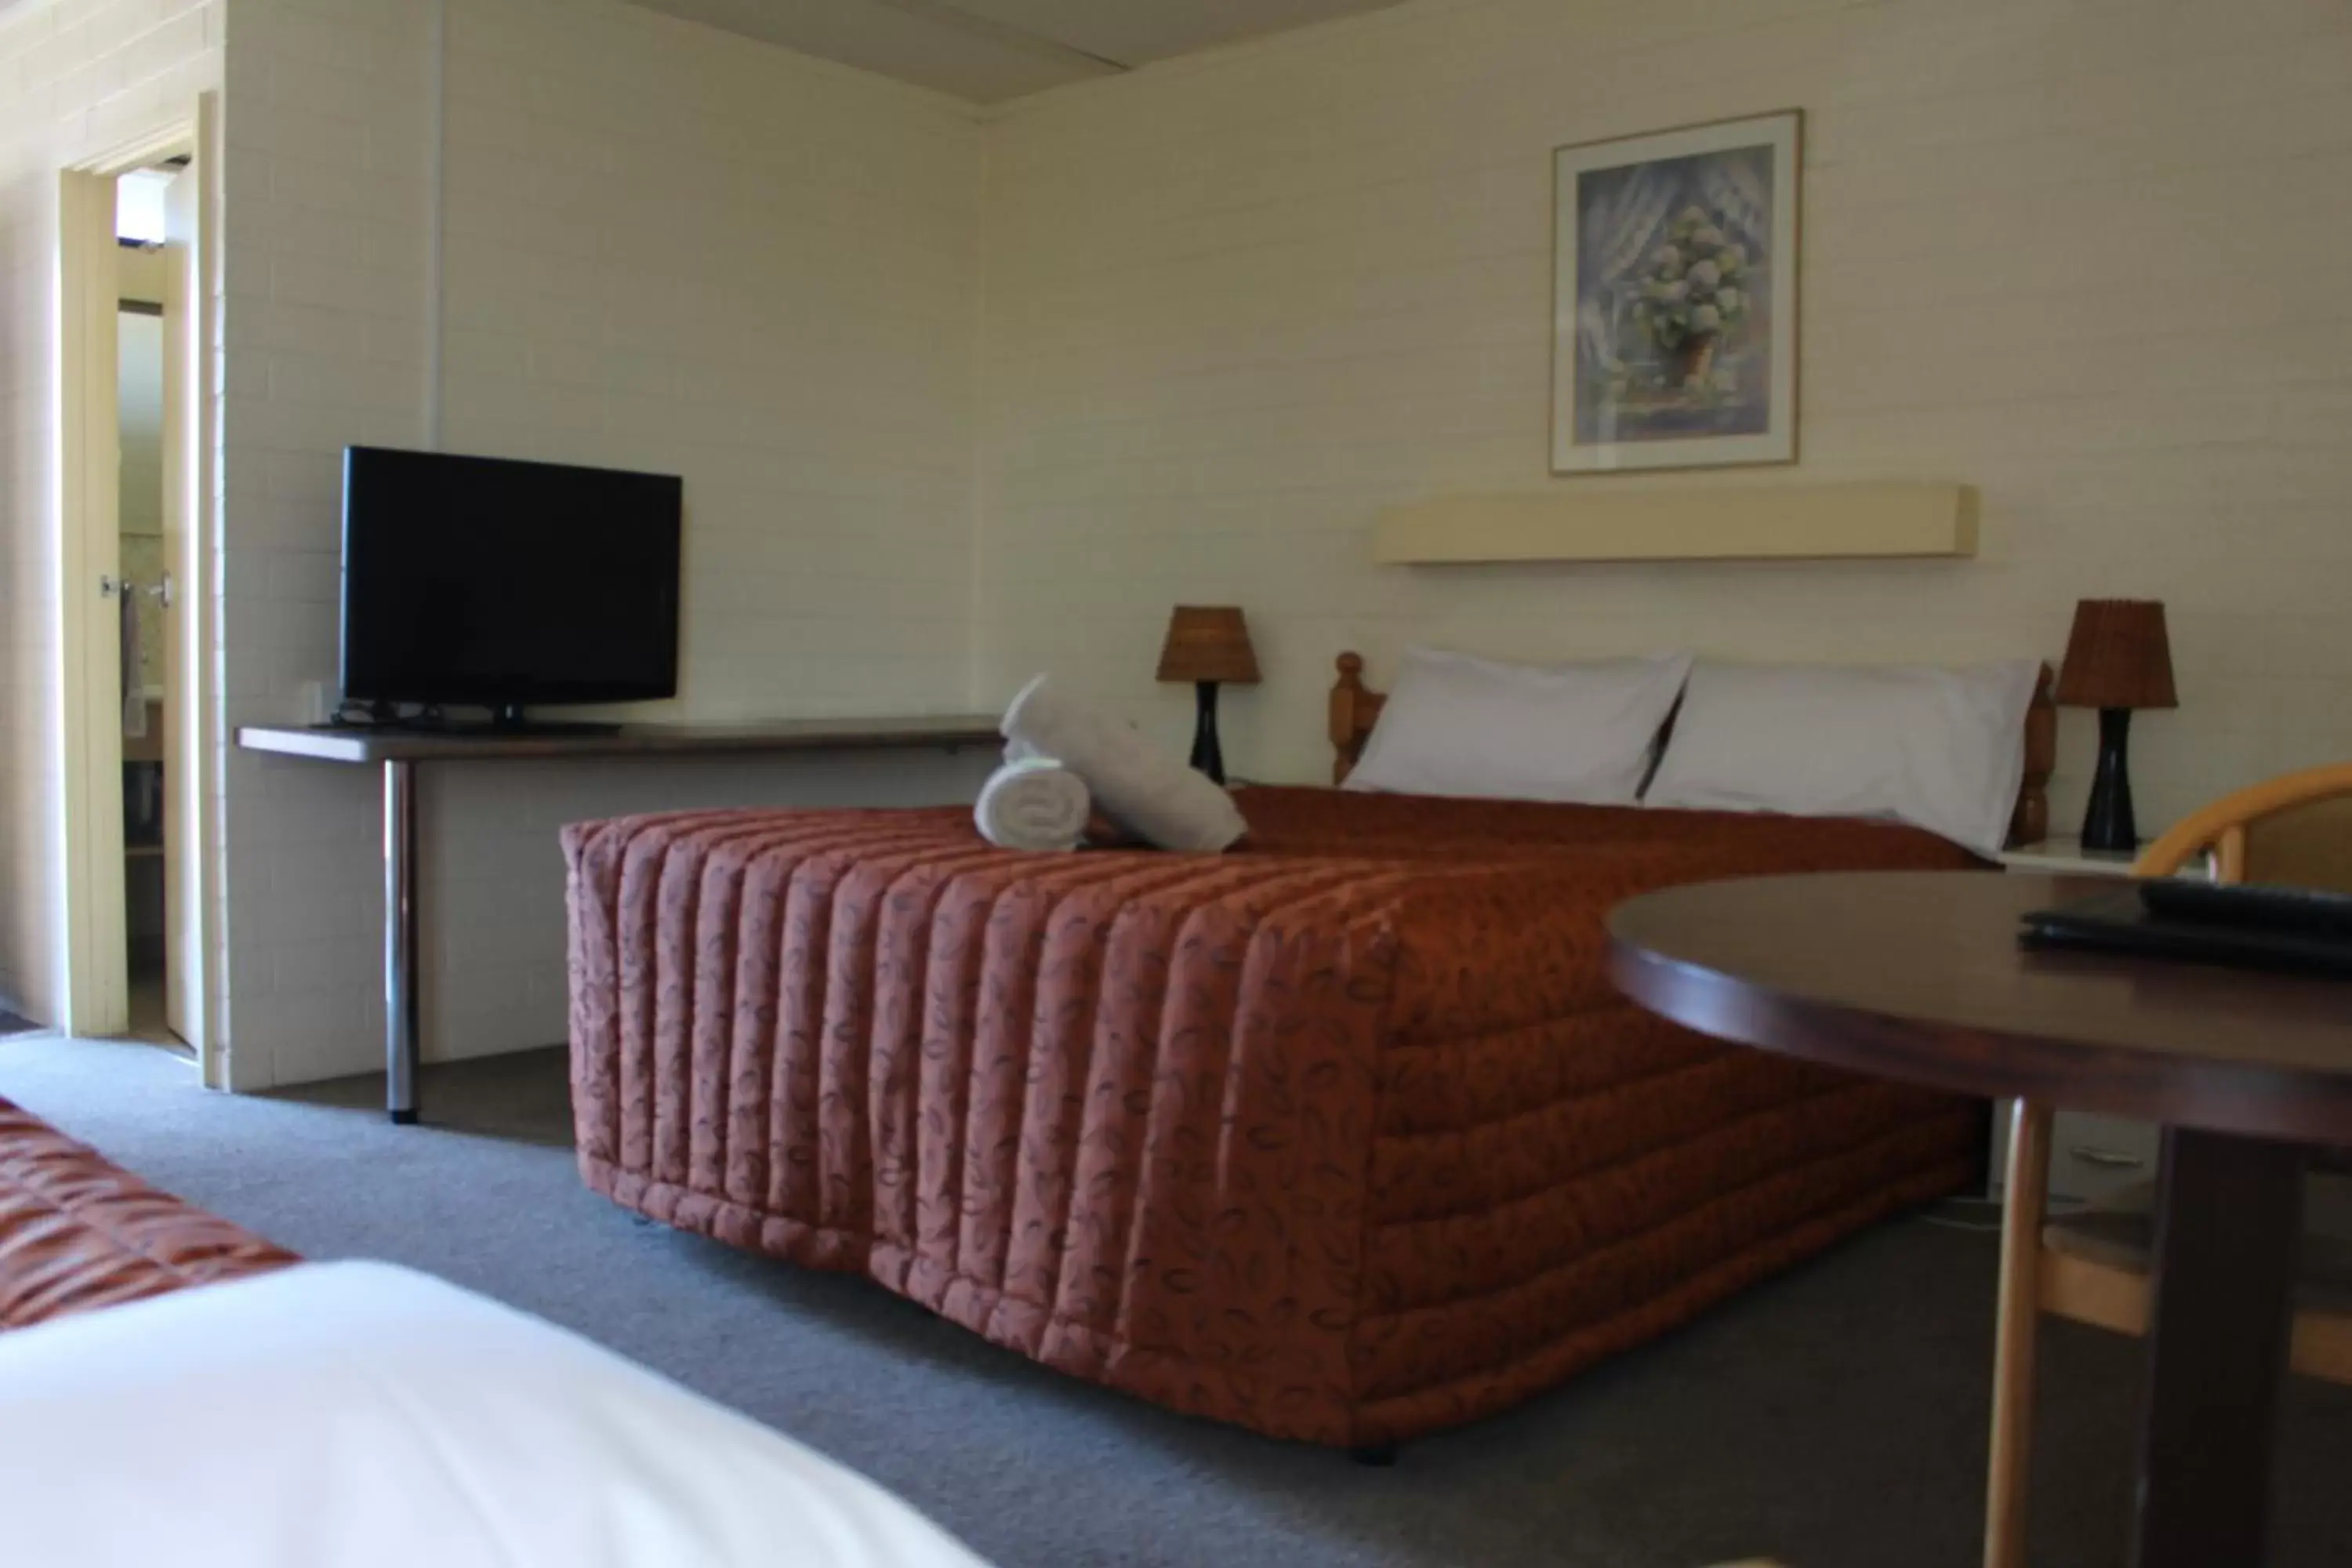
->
[[162, 159, 201, 1051]]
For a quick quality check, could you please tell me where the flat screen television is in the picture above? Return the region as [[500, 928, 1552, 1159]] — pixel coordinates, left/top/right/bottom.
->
[[339, 446, 682, 728]]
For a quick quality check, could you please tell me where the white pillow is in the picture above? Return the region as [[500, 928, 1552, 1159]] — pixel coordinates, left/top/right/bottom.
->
[[0, 1261, 993, 1568], [1344, 646, 1693, 805], [1642, 659, 2042, 857]]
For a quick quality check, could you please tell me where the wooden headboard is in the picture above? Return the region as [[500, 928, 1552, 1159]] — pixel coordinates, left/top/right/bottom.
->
[[1328, 652, 2059, 851]]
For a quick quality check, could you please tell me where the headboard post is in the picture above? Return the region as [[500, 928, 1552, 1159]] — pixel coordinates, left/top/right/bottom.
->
[[2011, 663, 2056, 850], [1330, 652, 1370, 785]]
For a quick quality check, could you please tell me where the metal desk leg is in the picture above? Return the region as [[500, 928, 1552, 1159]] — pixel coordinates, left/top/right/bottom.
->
[[383, 758, 419, 1124]]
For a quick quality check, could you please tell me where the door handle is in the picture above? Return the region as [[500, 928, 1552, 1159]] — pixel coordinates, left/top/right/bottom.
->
[[2068, 1145, 2146, 1170], [100, 575, 174, 607]]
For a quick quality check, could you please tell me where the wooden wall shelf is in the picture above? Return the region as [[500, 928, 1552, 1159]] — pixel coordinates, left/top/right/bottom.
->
[[1373, 482, 1978, 565]]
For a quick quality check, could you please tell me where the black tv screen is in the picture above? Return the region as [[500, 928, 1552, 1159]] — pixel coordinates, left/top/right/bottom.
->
[[339, 447, 682, 714]]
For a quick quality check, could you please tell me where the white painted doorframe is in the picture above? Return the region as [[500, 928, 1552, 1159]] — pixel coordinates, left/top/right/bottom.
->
[[55, 100, 223, 1080], [56, 165, 127, 1040]]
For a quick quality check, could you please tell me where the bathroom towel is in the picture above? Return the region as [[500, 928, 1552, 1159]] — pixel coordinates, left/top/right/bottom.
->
[[1000, 675, 1245, 853], [973, 757, 1091, 853]]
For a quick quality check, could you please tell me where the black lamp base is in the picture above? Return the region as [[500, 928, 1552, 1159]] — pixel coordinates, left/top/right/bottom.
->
[[2079, 706, 2138, 853], [1188, 681, 1226, 786]]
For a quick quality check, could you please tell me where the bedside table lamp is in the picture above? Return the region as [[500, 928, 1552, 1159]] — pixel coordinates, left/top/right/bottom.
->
[[1156, 605, 1258, 786], [2053, 598, 2176, 852]]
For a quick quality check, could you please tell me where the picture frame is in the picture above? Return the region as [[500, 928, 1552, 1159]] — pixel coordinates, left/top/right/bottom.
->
[[1551, 109, 1802, 475]]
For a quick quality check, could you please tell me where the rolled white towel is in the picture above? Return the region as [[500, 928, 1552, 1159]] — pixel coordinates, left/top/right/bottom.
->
[[1001, 674, 1246, 853], [974, 756, 1091, 852]]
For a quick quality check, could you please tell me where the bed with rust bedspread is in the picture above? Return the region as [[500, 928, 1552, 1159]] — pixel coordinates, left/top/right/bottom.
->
[[564, 786, 1984, 1447]]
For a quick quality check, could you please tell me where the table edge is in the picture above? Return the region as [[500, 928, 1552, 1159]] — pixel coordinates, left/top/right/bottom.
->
[[1608, 928, 2352, 1146]]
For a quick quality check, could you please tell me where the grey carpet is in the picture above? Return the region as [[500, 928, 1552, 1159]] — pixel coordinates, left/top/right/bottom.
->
[[4, 1035, 2350, 1568]]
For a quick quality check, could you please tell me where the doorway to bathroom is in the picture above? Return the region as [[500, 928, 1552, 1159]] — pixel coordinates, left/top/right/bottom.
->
[[115, 167, 176, 1044], [53, 101, 221, 1080]]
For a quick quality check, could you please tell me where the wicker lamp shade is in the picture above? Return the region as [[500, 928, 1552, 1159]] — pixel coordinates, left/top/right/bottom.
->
[[1156, 606, 1260, 686], [2053, 599, 2176, 711]]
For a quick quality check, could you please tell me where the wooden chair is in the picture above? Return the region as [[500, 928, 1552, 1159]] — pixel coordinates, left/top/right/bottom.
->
[[1983, 762, 2352, 1568]]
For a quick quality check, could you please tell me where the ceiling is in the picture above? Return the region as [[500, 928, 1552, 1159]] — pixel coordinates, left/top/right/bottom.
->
[[626, 0, 1413, 103]]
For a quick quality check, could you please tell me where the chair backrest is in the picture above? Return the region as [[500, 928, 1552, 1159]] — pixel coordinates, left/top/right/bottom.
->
[[2245, 799, 2352, 893], [2135, 764, 2352, 888], [2130, 768, 2352, 1189]]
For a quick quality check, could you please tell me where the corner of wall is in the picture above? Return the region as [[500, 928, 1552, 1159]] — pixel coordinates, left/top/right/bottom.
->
[[965, 106, 996, 715]]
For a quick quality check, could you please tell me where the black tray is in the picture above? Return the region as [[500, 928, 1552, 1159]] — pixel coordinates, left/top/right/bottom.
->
[[2020, 881, 2352, 980]]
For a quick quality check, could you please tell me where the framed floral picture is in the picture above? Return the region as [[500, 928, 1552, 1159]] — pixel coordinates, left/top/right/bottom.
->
[[1551, 110, 1801, 474]]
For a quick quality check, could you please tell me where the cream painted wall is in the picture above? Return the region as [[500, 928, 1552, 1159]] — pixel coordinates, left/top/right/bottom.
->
[[0, 0, 222, 1026], [975, 0, 2352, 826], [437, 0, 981, 720], [216, 0, 990, 1087]]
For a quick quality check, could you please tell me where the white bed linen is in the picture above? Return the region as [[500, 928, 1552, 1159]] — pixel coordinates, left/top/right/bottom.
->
[[0, 1261, 993, 1568]]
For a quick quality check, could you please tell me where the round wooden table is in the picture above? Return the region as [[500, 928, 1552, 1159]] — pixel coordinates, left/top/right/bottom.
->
[[1608, 870, 2352, 1568]]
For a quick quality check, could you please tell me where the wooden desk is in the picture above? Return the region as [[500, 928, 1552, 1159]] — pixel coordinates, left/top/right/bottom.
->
[[237, 717, 1000, 1122], [1609, 870, 2352, 1568]]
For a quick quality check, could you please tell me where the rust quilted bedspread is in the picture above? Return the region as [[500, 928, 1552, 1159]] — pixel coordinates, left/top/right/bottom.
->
[[0, 1097, 297, 1330], [564, 786, 1984, 1446]]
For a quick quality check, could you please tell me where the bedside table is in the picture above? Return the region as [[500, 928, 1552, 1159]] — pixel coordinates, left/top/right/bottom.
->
[[1998, 834, 2213, 880]]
